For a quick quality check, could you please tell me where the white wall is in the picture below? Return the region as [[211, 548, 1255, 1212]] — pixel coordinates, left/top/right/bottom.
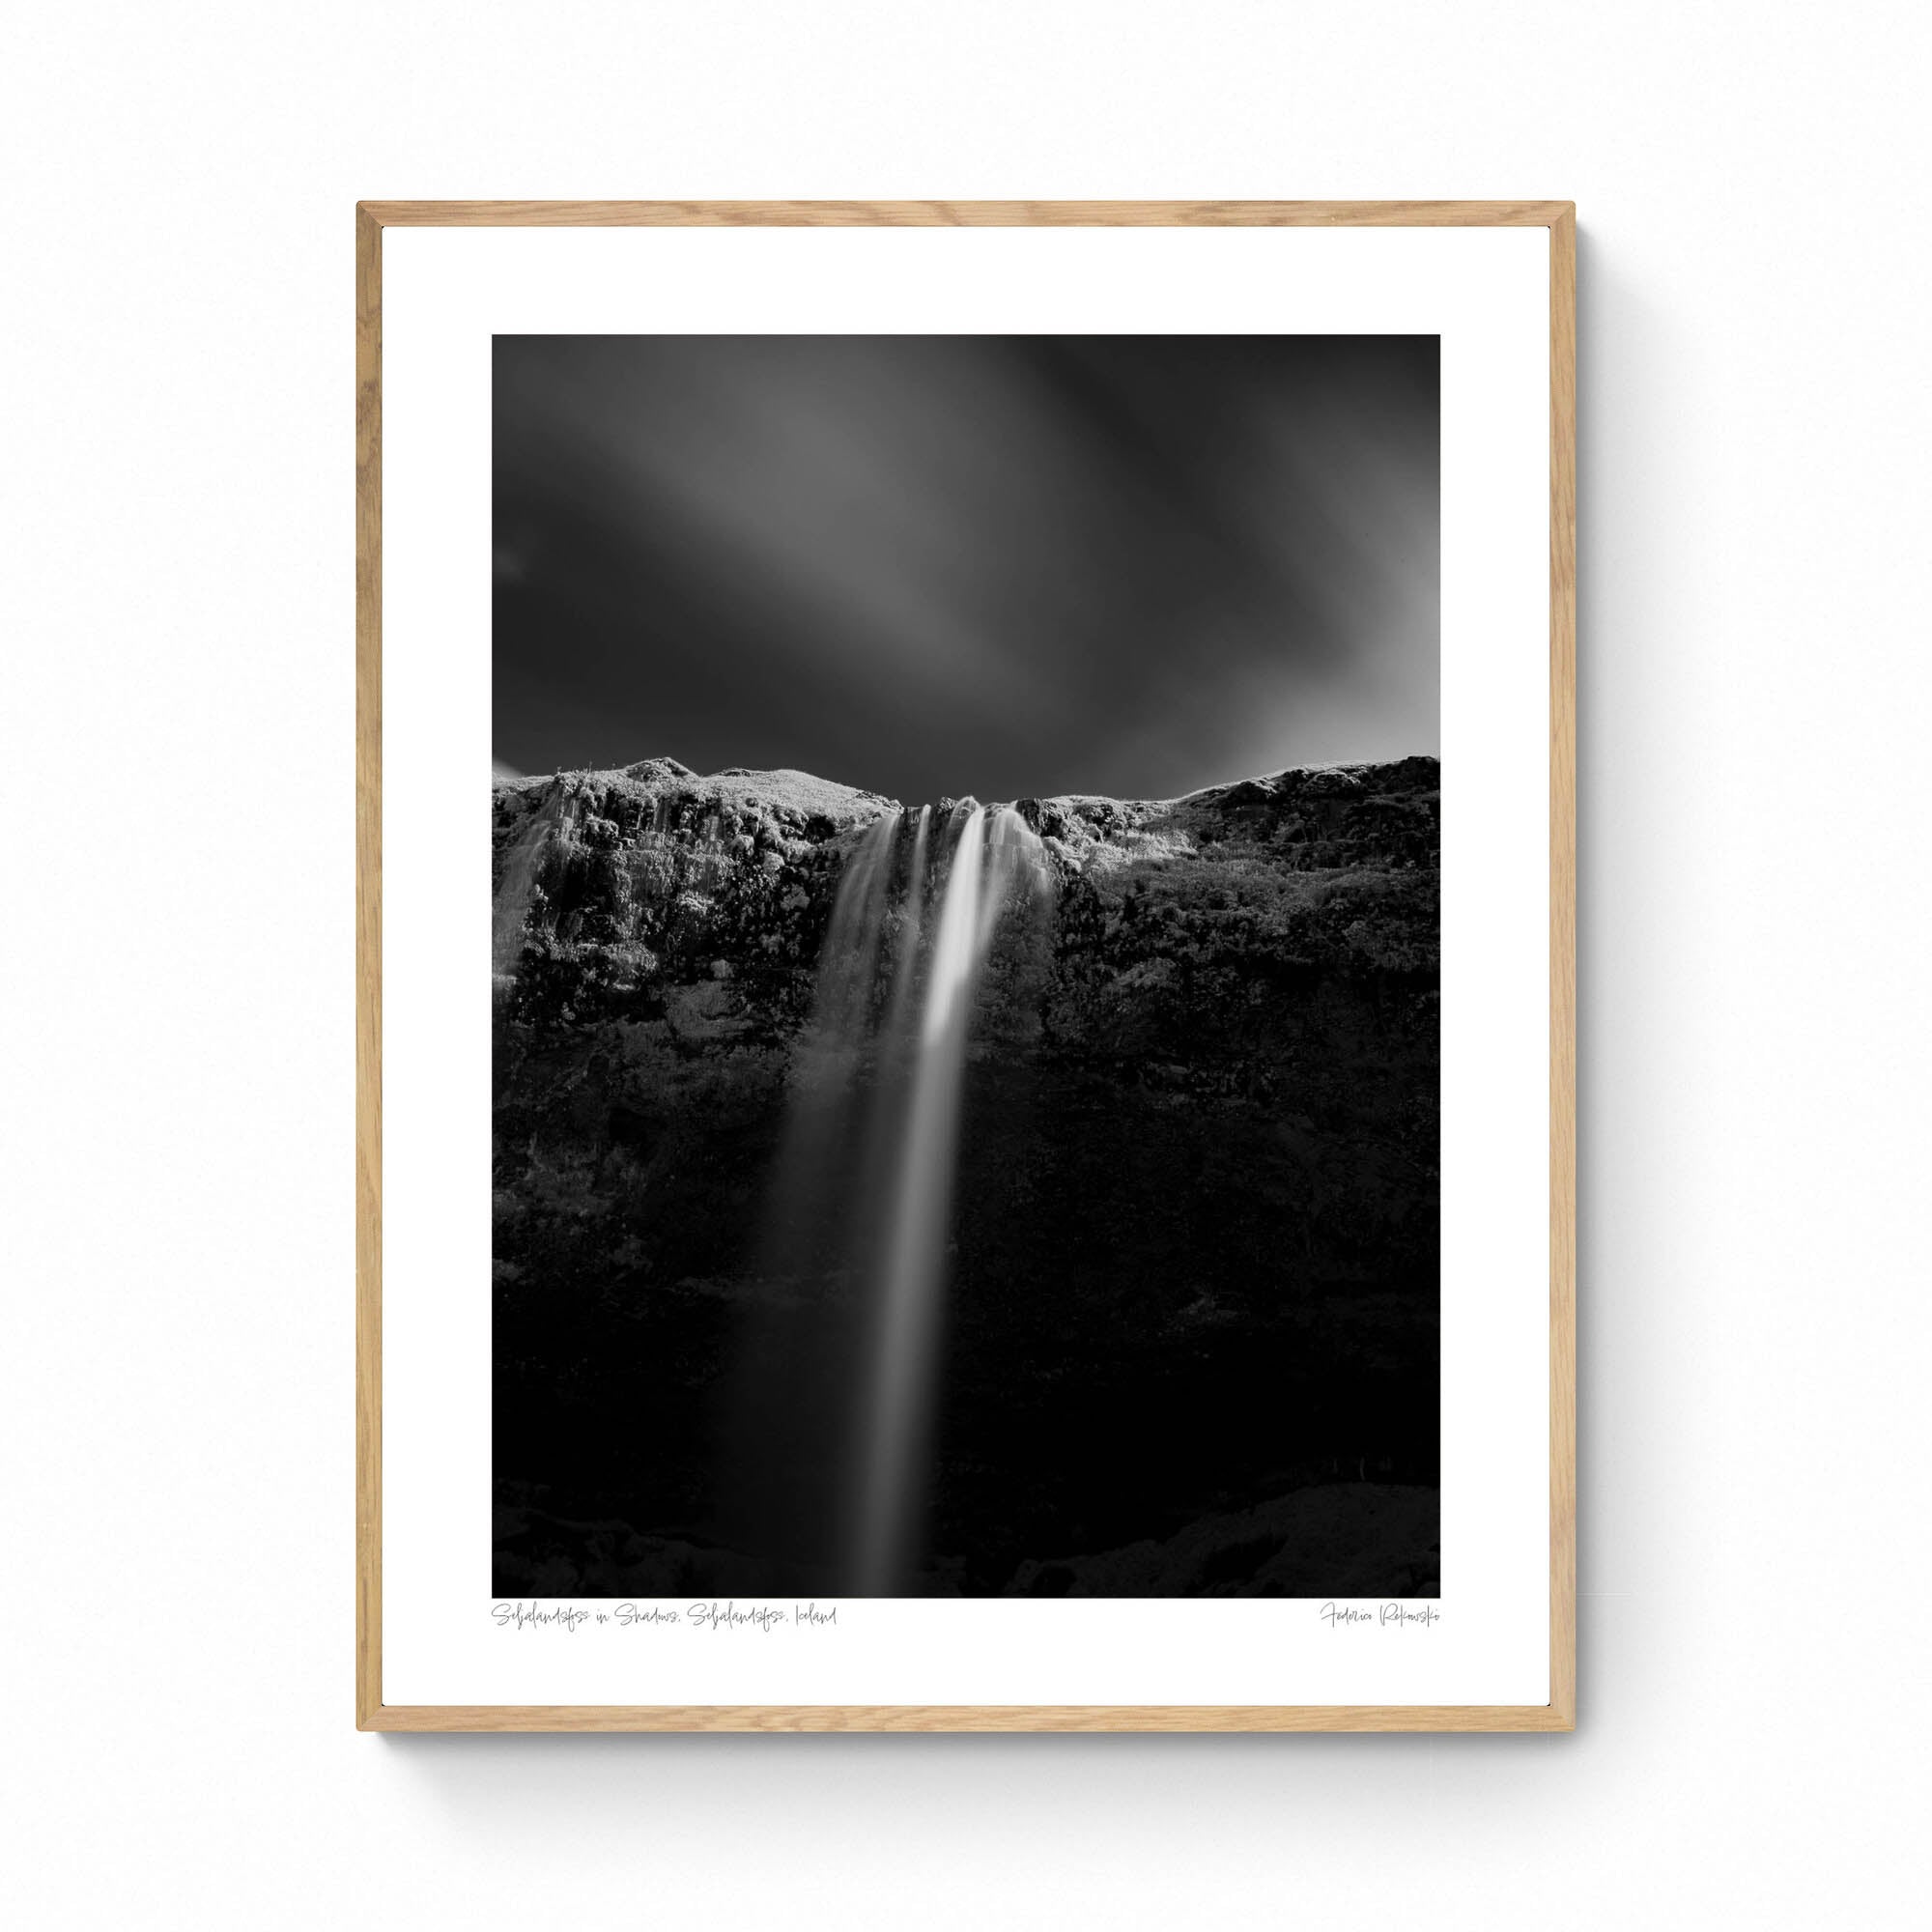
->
[[4, 5, 1926, 1924]]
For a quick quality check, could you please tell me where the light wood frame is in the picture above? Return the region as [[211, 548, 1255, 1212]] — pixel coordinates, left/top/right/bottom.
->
[[356, 199, 1576, 1733]]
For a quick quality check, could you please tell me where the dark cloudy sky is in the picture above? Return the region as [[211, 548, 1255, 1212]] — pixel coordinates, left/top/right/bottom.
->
[[495, 334, 1437, 804]]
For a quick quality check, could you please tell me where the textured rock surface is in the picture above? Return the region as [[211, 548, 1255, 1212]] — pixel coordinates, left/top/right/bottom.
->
[[493, 756, 1440, 1596], [1009, 1482, 1440, 1600]]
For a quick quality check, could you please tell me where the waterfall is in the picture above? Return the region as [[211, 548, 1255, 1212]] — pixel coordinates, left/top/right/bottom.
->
[[765, 804, 902, 1270], [719, 808, 904, 1580], [493, 786, 563, 982], [850, 806, 984, 1591], [852, 804, 1044, 1593], [879, 805, 931, 1050], [738, 798, 1046, 1594], [796, 808, 902, 1084]]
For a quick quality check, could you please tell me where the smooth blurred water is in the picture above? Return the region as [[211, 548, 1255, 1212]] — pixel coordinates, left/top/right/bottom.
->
[[738, 800, 1046, 1592], [852, 805, 1043, 1592], [853, 806, 985, 1590]]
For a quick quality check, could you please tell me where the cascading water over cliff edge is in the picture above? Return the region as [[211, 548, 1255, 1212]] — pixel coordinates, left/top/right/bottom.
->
[[775, 799, 1048, 1593]]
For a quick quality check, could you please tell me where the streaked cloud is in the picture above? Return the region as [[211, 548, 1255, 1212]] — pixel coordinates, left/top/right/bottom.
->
[[494, 335, 1437, 802]]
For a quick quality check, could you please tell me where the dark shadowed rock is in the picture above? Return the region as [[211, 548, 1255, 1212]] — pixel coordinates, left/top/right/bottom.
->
[[1009, 1483, 1439, 1598], [492, 756, 1439, 1596]]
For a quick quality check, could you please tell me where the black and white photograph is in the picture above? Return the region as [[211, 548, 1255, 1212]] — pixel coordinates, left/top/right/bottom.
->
[[489, 332, 1443, 1600], [24, 0, 1932, 1915]]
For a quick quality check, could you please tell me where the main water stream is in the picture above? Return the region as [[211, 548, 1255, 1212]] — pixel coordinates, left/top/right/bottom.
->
[[753, 800, 1047, 1592]]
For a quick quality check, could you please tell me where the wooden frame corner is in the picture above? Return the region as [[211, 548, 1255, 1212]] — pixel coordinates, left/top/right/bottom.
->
[[355, 200, 1577, 1734]]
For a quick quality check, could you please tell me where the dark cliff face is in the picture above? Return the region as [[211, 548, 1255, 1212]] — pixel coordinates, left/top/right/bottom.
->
[[492, 755, 1440, 1598]]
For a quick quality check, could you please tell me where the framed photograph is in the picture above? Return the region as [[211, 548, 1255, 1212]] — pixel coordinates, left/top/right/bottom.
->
[[356, 200, 1575, 1732]]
